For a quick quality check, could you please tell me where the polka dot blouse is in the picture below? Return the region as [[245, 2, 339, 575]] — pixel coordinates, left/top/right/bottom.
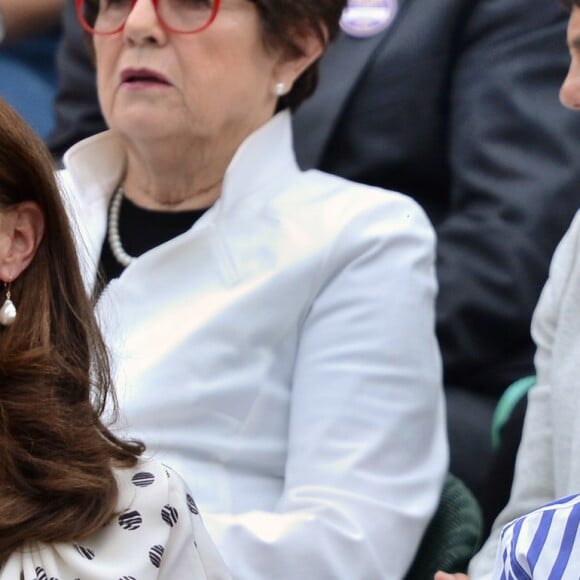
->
[[0, 458, 231, 579]]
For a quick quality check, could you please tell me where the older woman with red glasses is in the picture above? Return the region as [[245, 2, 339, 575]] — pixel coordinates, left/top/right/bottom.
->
[[61, 0, 448, 577]]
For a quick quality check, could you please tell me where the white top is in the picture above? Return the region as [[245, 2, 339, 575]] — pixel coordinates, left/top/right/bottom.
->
[[470, 210, 580, 578], [492, 494, 580, 579], [0, 458, 231, 579], [59, 111, 448, 579]]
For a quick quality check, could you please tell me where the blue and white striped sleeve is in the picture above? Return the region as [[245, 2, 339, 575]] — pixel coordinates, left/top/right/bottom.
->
[[492, 494, 580, 579]]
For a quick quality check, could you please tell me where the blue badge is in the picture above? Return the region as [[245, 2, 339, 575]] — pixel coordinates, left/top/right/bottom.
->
[[340, 0, 398, 38]]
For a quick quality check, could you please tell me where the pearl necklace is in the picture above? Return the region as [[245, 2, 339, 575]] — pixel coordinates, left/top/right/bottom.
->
[[108, 186, 135, 267]]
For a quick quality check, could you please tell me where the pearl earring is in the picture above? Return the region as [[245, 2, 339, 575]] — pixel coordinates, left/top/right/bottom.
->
[[275, 82, 286, 97], [0, 282, 16, 326]]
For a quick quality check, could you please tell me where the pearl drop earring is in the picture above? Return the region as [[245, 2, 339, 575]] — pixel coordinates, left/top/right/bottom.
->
[[275, 82, 286, 97], [0, 282, 16, 326]]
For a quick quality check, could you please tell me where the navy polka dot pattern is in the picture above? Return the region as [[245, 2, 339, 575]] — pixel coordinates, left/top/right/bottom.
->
[[34, 567, 58, 580], [161, 505, 179, 527], [148, 545, 164, 568], [131, 472, 155, 487], [74, 545, 95, 560], [1, 459, 230, 579], [118, 510, 143, 531], [186, 494, 199, 515]]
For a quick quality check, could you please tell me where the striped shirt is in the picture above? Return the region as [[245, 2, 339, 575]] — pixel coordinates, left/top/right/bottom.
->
[[493, 494, 580, 579]]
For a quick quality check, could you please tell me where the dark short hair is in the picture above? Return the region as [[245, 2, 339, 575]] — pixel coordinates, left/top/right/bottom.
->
[[249, 0, 347, 111]]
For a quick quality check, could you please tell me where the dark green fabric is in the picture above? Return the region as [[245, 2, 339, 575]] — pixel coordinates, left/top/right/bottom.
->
[[404, 474, 483, 580]]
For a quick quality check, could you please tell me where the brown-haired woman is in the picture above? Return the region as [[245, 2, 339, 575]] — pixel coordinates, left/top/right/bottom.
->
[[0, 98, 230, 579]]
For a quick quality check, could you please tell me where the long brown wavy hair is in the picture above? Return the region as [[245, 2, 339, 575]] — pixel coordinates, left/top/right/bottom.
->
[[0, 98, 144, 565]]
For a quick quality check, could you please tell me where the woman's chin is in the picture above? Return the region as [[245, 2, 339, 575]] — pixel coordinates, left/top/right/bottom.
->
[[111, 114, 179, 143]]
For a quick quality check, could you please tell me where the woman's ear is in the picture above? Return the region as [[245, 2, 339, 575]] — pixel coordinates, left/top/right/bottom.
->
[[274, 27, 326, 94], [0, 202, 45, 283]]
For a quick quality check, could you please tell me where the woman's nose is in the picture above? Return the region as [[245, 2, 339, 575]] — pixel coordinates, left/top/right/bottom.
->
[[560, 61, 580, 110], [123, 0, 165, 44]]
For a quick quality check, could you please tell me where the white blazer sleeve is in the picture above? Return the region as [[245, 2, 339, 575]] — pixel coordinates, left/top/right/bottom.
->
[[203, 194, 448, 579], [469, 211, 580, 579]]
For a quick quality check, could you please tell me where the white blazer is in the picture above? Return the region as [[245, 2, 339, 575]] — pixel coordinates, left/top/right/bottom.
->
[[59, 112, 448, 579]]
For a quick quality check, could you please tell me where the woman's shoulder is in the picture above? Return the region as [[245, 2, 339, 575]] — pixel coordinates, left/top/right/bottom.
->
[[113, 457, 193, 514], [107, 458, 229, 577], [1, 458, 225, 579], [110, 459, 230, 578], [112, 457, 209, 542], [297, 167, 421, 207], [101, 457, 192, 551], [289, 169, 433, 239]]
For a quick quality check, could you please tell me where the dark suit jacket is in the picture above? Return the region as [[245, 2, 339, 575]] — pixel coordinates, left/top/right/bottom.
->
[[50, 0, 580, 400], [293, 0, 580, 398]]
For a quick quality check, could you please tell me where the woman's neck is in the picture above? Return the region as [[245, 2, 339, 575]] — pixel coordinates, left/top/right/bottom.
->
[[120, 135, 234, 211]]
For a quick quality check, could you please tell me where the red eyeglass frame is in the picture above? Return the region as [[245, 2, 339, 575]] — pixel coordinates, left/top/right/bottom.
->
[[75, 0, 222, 36]]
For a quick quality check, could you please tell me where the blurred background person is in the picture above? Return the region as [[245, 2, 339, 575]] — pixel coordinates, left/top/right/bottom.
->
[[0, 96, 230, 579], [57, 0, 448, 577], [0, 0, 64, 138]]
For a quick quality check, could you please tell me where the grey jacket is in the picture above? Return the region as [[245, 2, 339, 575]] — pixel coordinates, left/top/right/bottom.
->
[[470, 210, 580, 577]]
